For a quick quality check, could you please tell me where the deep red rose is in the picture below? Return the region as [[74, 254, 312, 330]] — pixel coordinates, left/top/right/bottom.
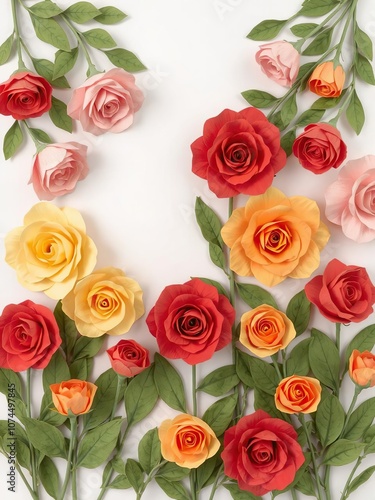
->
[[146, 278, 235, 365], [0, 300, 61, 372], [107, 339, 150, 377], [0, 71, 52, 120], [305, 259, 375, 323], [221, 409, 305, 496], [292, 123, 347, 174], [191, 108, 286, 198]]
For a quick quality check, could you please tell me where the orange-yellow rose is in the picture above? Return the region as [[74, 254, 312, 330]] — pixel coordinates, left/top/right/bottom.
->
[[50, 379, 97, 416], [275, 375, 321, 414], [5, 202, 97, 299], [240, 305, 296, 358], [221, 187, 330, 287], [349, 350, 375, 388], [308, 61, 345, 97], [158, 414, 220, 469], [62, 267, 144, 337]]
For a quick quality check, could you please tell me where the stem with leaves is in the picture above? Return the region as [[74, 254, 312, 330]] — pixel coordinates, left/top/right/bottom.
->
[[59, 417, 78, 500], [11, 0, 27, 70], [26, 369, 39, 498], [299, 414, 324, 500]]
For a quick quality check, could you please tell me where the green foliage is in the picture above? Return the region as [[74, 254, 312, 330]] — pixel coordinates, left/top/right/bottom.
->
[[3, 121, 23, 160], [53, 47, 79, 79], [138, 428, 162, 474], [323, 439, 364, 466], [285, 338, 311, 377], [30, 14, 70, 51], [342, 398, 375, 441], [0, 34, 14, 65], [154, 353, 186, 412], [224, 483, 260, 499], [82, 28, 116, 49], [198, 365, 239, 396], [236, 282, 278, 309], [95, 6, 127, 25], [236, 349, 255, 388], [155, 477, 190, 499], [125, 459, 144, 492], [21, 418, 66, 458], [125, 365, 158, 427], [63, 2, 101, 23], [195, 197, 224, 249], [104, 48, 147, 72], [42, 349, 70, 393], [280, 129, 296, 157], [29, 1, 63, 18], [202, 394, 238, 436], [316, 394, 345, 446], [39, 456, 60, 499], [346, 89, 365, 135], [241, 89, 278, 108], [309, 329, 340, 392], [49, 96, 73, 133], [302, 27, 333, 56], [344, 325, 375, 368], [247, 19, 288, 41], [299, 0, 340, 18], [286, 290, 311, 336]]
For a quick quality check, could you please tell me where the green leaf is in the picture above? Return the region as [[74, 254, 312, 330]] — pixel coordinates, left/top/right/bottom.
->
[[247, 357, 279, 395], [224, 483, 260, 500], [198, 365, 239, 396], [295, 108, 325, 127], [311, 94, 345, 110], [196, 454, 219, 491], [344, 325, 375, 368], [53, 47, 78, 80], [54, 301, 78, 359], [247, 19, 288, 41], [195, 197, 223, 249], [355, 23, 373, 60], [69, 357, 93, 380], [254, 388, 286, 420], [348, 466, 375, 495], [76, 419, 122, 468], [39, 456, 59, 499], [346, 89, 365, 135], [290, 23, 318, 38], [323, 439, 364, 465], [343, 398, 375, 441], [31, 58, 70, 88], [30, 14, 70, 51], [296, 62, 316, 83], [108, 475, 132, 489], [155, 478, 190, 500], [236, 349, 254, 387], [236, 282, 278, 309], [294, 469, 316, 496], [355, 53, 375, 85], [39, 392, 67, 426], [268, 110, 287, 131], [285, 338, 311, 377], [302, 28, 333, 56], [29, 127, 53, 144], [0, 369, 22, 398], [156, 462, 190, 481], [202, 394, 237, 436], [280, 129, 296, 157], [21, 418, 66, 458], [3, 121, 23, 160], [299, 0, 339, 18], [280, 93, 297, 125], [49, 96, 73, 133], [82, 29, 116, 49], [29, 1, 63, 18], [316, 394, 345, 447], [241, 89, 278, 108], [191, 277, 228, 298], [125, 365, 158, 427], [286, 290, 311, 336], [104, 48, 147, 72], [125, 459, 144, 492], [42, 349, 70, 393], [72, 335, 105, 360], [64, 1, 101, 23], [208, 242, 226, 270], [138, 428, 162, 474], [95, 6, 127, 25], [0, 34, 14, 65], [154, 353, 186, 412], [309, 329, 340, 392]]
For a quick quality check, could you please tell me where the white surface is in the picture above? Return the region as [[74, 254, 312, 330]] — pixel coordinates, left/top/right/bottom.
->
[[0, 0, 375, 498]]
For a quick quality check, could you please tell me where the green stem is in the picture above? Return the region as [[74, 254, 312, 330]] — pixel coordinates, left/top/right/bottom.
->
[[300, 415, 324, 500], [340, 455, 363, 500], [136, 460, 168, 500], [110, 375, 125, 421], [334, 0, 358, 63], [12, 0, 27, 69], [329, 81, 354, 127], [192, 364, 197, 417], [59, 417, 78, 500], [324, 466, 332, 500], [208, 464, 225, 500], [271, 354, 283, 381], [291, 488, 298, 500], [341, 385, 361, 436], [26, 369, 38, 497], [335, 323, 341, 354], [22, 120, 45, 152], [16, 464, 39, 500]]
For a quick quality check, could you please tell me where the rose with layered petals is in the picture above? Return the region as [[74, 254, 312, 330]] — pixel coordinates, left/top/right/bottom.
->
[[50, 379, 97, 416], [349, 350, 375, 387], [107, 339, 150, 377], [191, 108, 286, 198], [308, 61, 345, 97], [325, 155, 375, 243], [221, 187, 330, 287], [5, 202, 97, 299], [30, 142, 89, 201], [305, 259, 375, 323], [255, 41, 300, 87], [62, 267, 144, 337], [221, 410, 305, 496], [275, 375, 321, 414], [67, 68, 144, 135], [0, 300, 61, 372], [0, 71, 52, 120], [293, 123, 347, 174], [146, 278, 235, 365], [240, 305, 296, 358], [158, 414, 220, 468]]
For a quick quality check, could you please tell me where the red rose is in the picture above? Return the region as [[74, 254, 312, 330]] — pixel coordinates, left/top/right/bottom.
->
[[107, 339, 150, 377], [0, 300, 61, 372], [305, 259, 375, 323], [0, 71, 52, 120], [292, 123, 347, 174], [191, 108, 286, 198], [146, 278, 235, 365], [221, 410, 305, 496]]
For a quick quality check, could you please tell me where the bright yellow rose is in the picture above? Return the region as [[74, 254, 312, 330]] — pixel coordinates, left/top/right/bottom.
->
[[5, 203, 97, 299], [221, 187, 330, 287], [62, 267, 144, 337]]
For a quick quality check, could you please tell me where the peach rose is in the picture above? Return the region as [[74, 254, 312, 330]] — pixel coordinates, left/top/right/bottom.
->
[[240, 305, 296, 358], [255, 41, 300, 87], [67, 68, 144, 135], [50, 379, 97, 416], [221, 187, 330, 287], [325, 155, 375, 243], [308, 61, 345, 97], [62, 267, 144, 337], [5, 203, 97, 299], [349, 350, 375, 388], [275, 375, 321, 414], [158, 414, 220, 469]]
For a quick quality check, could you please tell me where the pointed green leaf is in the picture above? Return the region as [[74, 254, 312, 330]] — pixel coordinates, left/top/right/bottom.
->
[[3, 120, 23, 160], [49, 96, 73, 132], [241, 89, 278, 108], [54, 301, 78, 360], [280, 93, 297, 125], [69, 357, 93, 380], [196, 454, 220, 491], [323, 439, 364, 466], [39, 392, 67, 426], [125, 365, 158, 427], [108, 475, 131, 489], [268, 110, 287, 131], [285, 338, 311, 377], [0, 34, 14, 65], [96, 6, 127, 25], [280, 129, 296, 157], [247, 19, 288, 41], [64, 2, 101, 23], [343, 398, 375, 441], [236, 349, 254, 388], [154, 354, 186, 412], [156, 462, 190, 481], [346, 89, 365, 135], [295, 108, 325, 127], [125, 459, 144, 492], [82, 28, 116, 49], [296, 62, 316, 83], [103, 48, 147, 72], [290, 23, 318, 38], [344, 325, 375, 368], [294, 469, 316, 496], [311, 93, 345, 109], [309, 329, 340, 392], [224, 483, 260, 500], [209, 242, 226, 270], [247, 357, 279, 395], [299, 0, 339, 18], [138, 428, 162, 474], [316, 394, 345, 446], [195, 197, 224, 248], [42, 349, 70, 393], [30, 14, 70, 51], [29, 1, 63, 18], [155, 478, 190, 500], [202, 394, 237, 436], [254, 388, 286, 420], [364, 425, 375, 453], [198, 365, 239, 397], [53, 47, 78, 80], [347, 466, 375, 496], [302, 28, 333, 56], [21, 418, 66, 458], [236, 282, 278, 309], [355, 23, 373, 60], [31, 57, 70, 88], [286, 290, 311, 336], [355, 53, 375, 85], [72, 335, 105, 360], [29, 127, 53, 144], [39, 456, 60, 499], [0, 368, 22, 398]]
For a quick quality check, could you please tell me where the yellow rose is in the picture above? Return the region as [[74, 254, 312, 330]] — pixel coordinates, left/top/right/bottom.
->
[[62, 267, 144, 337], [221, 187, 330, 287], [5, 203, 97, 299]]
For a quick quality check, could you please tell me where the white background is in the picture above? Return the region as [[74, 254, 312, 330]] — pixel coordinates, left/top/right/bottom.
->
[[0, 0, 375, 498]]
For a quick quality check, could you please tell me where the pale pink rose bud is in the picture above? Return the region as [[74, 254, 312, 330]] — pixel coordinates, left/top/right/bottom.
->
[[255, 41, 300, 87], [67, 68, 144, 136], [30, 142, 89, 201]]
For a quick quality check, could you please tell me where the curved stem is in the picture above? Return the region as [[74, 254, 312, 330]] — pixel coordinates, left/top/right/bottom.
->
[[136, 460, 167, 500], [300, 415, 324, 500], [208, 464, 224, 500], [59, 417, 78, 500], [22, 120, 45, 152], [110, 375, 125, 421], [340, 455, 363, 500], [334, 0, 358, 63], [26, 369, 38, 496], [16, 464, 39, 500], [12, 0, 27, 69]]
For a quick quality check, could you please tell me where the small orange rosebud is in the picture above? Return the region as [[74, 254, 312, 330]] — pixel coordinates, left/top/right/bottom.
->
[[349, 350, 375, 388], [50, 379, 97, 416], [275, 375, 321, 414], [308, 61, 345, 97]]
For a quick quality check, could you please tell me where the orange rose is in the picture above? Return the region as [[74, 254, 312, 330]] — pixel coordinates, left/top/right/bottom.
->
[[158, 414, 220, 469], [50, 379, 97, 416], [349, 350, 375, 388], [275, 375, 321, 414], [221, 187, 330, 287], [240, 305, 296, 358], [308, 61, 345, 97]]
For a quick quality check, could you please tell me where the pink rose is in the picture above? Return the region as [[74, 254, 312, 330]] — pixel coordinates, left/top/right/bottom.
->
[[255, 41, 300, 87], [325, 155, 375, 242], [29, 142, 89, 201], [67, 68, 144, 135]]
